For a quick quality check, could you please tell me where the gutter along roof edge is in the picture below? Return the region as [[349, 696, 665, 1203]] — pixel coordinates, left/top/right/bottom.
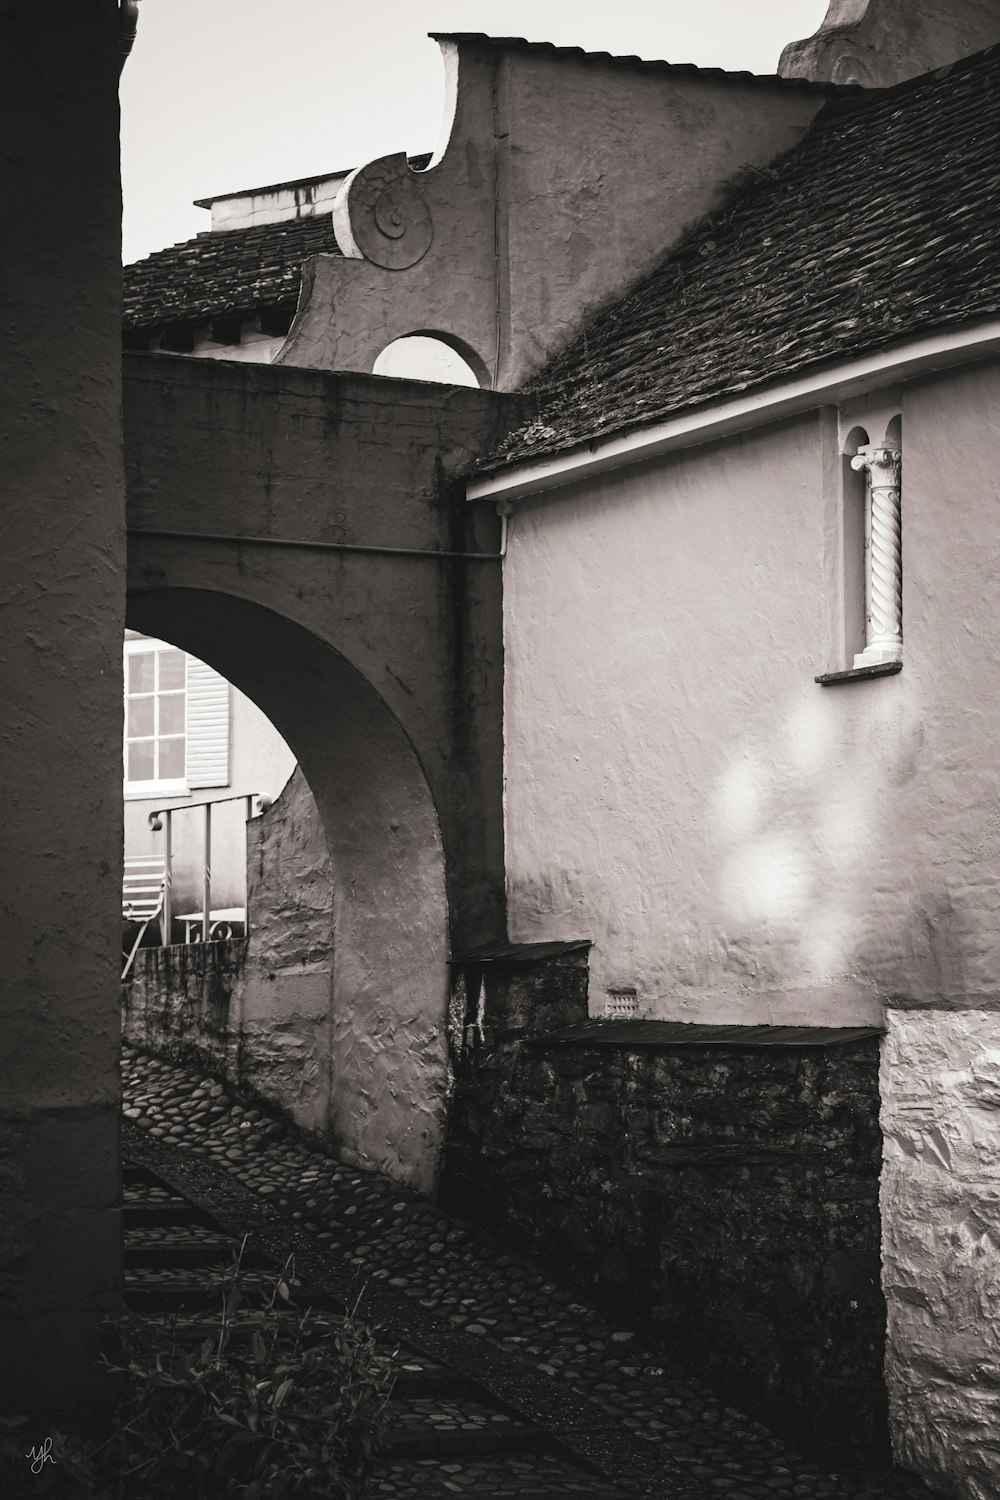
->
[[467, 317, 1000, 503]]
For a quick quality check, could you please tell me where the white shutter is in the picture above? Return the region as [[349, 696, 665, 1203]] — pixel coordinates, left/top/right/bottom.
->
[[186, 657, 230, 788]]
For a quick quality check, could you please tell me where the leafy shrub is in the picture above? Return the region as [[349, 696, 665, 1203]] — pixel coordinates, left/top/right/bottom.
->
[[0, 1248, 394, 1499]]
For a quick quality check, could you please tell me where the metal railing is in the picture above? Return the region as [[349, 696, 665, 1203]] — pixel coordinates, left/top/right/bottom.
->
[[148, 792, 271, 944]]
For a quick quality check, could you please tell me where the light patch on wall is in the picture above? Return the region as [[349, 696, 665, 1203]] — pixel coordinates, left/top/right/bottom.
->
[[783, 694, 837, 777], [814, 787, 875, 869], [712, 755, 763, 844], [800, 908, 855, 980], [721, 833, 811, 924]]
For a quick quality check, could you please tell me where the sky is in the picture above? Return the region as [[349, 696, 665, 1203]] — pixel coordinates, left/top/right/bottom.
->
[[120, 0, 830, 264]]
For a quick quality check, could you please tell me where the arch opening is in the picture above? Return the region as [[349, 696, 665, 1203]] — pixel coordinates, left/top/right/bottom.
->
[[125, 586, 450, 1195], [372, 332, 486, 388]]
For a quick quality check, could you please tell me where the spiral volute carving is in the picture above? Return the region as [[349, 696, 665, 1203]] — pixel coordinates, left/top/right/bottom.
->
[[341, 154, 433, 271]]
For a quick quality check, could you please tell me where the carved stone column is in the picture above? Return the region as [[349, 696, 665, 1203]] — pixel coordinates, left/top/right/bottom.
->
[[852, 444, 902, 667]]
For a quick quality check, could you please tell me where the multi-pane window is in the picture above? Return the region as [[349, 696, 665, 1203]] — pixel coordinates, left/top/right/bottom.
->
[[125, 641, 187, 788]]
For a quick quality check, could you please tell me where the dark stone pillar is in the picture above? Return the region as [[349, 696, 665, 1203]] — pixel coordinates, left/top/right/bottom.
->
[[0, 0, 125, 1413]]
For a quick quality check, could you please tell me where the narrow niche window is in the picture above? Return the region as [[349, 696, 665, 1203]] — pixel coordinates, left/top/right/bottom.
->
[[851, 416, 902, 669]]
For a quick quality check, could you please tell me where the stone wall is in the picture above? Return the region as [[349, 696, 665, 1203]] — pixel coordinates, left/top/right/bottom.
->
[[124, 767, 336, 1135], [881, 1007, 1000, 1500], [122, 941, 245, 1077], [441, 949, 889, 1467]]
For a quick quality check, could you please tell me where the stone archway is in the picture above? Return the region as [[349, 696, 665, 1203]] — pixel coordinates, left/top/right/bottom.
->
[[127, 586, 450, 1195]]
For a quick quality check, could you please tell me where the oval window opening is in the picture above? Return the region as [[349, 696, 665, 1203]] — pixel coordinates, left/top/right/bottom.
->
[[372, 336, 480, 387]]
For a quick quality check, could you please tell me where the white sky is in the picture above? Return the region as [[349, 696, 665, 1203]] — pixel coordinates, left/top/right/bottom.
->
[[120, 0, 830, 264]]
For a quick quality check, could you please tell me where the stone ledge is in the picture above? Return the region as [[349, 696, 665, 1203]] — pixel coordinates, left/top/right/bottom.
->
[[815, 661, 902, 686], [547, 1020, 884, 1048], [452, 940, 591, 965]]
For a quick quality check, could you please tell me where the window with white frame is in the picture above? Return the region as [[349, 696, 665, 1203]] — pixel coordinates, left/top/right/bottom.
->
[[125, 637, 187, 791], [124, 635, 230, 794]]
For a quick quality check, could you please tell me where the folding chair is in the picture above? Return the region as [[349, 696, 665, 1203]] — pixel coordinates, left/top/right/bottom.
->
[[121, 855, 166, 979]]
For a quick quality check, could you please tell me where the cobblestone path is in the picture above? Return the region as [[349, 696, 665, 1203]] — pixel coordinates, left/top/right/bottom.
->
[[122, 1045, 943, 1500]]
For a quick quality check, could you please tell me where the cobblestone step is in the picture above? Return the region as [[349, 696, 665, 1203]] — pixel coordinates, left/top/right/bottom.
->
[[120, 1157, 606, 1493], [120, 1043, 946, 1500], [369, 1449, 628, 1498], [383, 1395, 543, 1459]]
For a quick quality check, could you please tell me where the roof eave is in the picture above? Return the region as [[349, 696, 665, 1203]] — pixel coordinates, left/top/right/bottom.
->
[[468, 316, 1000, 504], [427, 31, 859, 93]]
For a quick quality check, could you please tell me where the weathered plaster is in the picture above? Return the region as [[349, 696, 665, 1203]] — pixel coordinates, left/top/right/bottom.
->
[[126, 349, 527, 1190], [125, 589, 448, 1195], [881, 1010, 1000, 1499], [196, 169, 351, 232], [279, 37, 830, 389], [0, 1, 124, 1411], [504, 362, 1000, 1027], [125, 353, 530, 955], [780, 0, 1000, 87], [121, 345, 526, 1192], [501, 356, 1000, 1494], [238, 767, 334, 1134]]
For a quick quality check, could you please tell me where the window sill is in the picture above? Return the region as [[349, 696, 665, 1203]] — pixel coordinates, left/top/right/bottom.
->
[[815, 661, 902, 686], [124, 782, 191, 801]]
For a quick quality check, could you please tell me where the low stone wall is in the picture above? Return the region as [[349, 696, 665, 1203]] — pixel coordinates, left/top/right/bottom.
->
[[123, 766, 335, 1136], [881, 1006, 1000, 1500], [441, 947, 888, 1467], [122, 939, 245, 1076]]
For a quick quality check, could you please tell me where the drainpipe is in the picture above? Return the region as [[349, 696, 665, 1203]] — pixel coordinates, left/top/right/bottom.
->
[[119, 0, 140, 75]]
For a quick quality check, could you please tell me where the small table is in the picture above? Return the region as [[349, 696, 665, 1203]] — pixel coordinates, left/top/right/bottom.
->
[[174, 907, 246, 943]]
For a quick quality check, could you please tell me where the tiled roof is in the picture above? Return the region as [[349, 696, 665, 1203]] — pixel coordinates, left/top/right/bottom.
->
[[485, 44, 1000, 473], [123, 215, 342, 331], [430, 32, 851, 93]]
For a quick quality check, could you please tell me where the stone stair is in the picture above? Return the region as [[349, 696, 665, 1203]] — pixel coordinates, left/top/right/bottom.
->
[[122, 1164, 627, 1498]]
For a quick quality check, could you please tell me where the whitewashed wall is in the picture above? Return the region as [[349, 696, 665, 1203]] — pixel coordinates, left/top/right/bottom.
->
[[501, 356, 1000, 1498]]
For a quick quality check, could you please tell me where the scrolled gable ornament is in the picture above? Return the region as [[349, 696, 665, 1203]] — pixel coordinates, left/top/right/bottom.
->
[[333, 154, 433, 271]]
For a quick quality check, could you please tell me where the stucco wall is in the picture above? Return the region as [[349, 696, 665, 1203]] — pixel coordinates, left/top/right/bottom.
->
[[780, 0, 1000, 87], [501, 58, 825, 384], [505, 364, 1000, 1022], [125, 356, 531, 1190], [501, 356, 1000, 1495], [280, 38, 828, 390], [504, 409, 884, 1023], [0, 2, 124, 1412], [238, 766, 334, 1134]]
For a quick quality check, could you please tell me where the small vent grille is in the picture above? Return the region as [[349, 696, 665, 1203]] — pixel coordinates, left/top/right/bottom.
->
[[605, 987, 638, 1019]]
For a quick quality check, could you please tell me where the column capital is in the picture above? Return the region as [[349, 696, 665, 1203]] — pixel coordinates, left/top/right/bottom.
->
[[850, 445, 901, 487]]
